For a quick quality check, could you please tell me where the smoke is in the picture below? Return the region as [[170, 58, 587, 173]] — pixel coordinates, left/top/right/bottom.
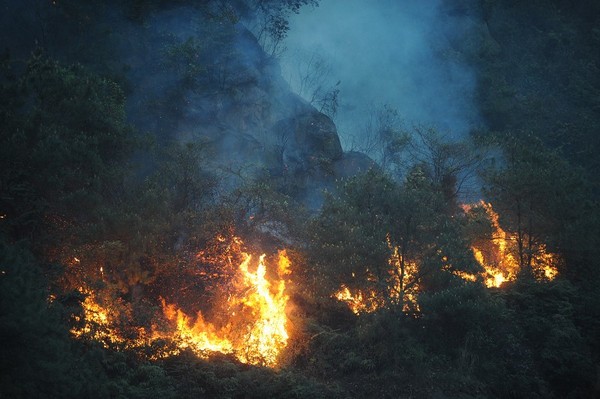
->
[[1, 0, 483, 204], [280, 0, 481, 151]]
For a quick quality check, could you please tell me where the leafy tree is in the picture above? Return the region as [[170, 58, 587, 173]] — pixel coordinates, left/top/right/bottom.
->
[[405, 127, 486, 209], [159, 351, 341, 399], [473, 0, 600, 182], [355, 105, 410, 174], [0, 241, 103, 398], [308, 167, 477, 314], [307, 170, 395, 302], [418, 283, 550, 397], [481, 133, 595, 280], [0, 55, 134, 245], [237, 0, 319, 56], [501, 279, 596, 398]]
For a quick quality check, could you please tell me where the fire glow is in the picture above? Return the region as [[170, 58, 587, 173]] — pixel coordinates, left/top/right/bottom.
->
[[69, 237, 291, 368], [463, 201, 559, 287], [334, 235, 420, 315], [335, 201, 560, 315]]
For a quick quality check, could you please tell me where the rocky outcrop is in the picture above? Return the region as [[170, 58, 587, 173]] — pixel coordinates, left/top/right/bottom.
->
[[124, 7, 371, 206], [2, 1, 375, 207], [273, 111, 342, 175]]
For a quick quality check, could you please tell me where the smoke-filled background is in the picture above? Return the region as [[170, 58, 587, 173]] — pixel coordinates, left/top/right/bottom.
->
[[281, 0, 481, 150]]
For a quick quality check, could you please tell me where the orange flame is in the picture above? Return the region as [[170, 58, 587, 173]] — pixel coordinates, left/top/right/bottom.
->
[[463, 201, 559, 287], [334, 234, 420, 314], [334, 285, 382, 315], [69, 238, 291, 367], [153, 299, 234, 357], [335, 202, 561, 315], [70, 289, 127, 347]]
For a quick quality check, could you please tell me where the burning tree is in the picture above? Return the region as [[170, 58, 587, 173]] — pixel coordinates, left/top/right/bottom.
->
[[60, 233, 293, 368], [462, 201, 559, 287], [310, 168, 478, 315], [480, 134, 579, 279]]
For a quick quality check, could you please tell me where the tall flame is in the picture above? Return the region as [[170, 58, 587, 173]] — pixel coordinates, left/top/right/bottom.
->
[[335, 201, 560, 315], [69, 238, 291, 367], [464, 201, 559, 287]]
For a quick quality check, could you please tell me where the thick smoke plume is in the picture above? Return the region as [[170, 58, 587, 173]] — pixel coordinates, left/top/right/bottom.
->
[[281, 0, 481, 150]]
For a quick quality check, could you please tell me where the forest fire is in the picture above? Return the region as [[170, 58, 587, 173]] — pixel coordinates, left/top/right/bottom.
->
[[334, 202, 560, 315], [70, 289, 128, 347], [68, 237, 291, 367], [463, 201, 559, 287], [334, 235, 420, 314], [151, 252, 290, 366], [334, 285, 382, 315]]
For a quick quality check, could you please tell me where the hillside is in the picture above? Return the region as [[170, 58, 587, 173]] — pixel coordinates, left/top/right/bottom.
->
[[1, 1, 599, 398]]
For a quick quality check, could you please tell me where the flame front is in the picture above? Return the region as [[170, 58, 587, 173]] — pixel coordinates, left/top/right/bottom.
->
[[69, 238, 291, 368], [464, 201, 559, 287], [334, 202, 560, 315], [154, 299, 234, 357]]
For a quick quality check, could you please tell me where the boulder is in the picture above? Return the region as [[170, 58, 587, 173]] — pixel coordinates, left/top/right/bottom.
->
[[274, 111, 343, 176]]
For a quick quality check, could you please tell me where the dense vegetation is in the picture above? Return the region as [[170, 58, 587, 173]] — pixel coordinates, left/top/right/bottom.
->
[[1, 1, 599, 398]]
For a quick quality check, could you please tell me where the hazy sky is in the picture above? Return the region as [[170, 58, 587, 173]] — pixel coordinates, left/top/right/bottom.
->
[[280, 0, 481, 150]]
